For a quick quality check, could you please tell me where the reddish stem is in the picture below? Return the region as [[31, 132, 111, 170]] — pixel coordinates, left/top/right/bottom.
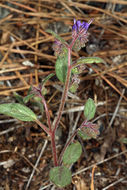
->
[[50, 47, 72, 166], [53, 48, 71, 133], [41, 96, 52, 132], [51, 131, 58, 166], [39, 94, 59, 166]]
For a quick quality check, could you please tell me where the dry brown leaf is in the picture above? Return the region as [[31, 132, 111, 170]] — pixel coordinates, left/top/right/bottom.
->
[[72, 176, 89, 190], [100, 127, 116, 161], [1, 30, 10, 44]]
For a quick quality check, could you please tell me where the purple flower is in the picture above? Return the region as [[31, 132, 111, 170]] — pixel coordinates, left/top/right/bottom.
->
[[72, 19, 93, 34], [72, 19, 93, 51]]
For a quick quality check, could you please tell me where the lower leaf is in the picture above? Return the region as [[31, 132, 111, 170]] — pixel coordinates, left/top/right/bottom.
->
[[49, 166, 72, 188], [0, 103, 37, 121]]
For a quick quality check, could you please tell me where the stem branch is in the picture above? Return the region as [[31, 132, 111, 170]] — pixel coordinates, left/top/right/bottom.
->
[[41, 96, 52, 132], [35, 119, 51, 135]]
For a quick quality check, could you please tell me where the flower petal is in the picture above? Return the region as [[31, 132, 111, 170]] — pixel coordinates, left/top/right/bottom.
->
[[72, 19, 92, 32]]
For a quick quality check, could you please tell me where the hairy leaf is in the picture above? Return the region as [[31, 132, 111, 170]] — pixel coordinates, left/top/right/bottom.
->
[[23, 94, 34, 104], [62, 142, 82, 164], [77, 130, 91, 140], [84, 98, 96, 120], [81, 124, 100, 139], [0, 103, 37, 121], [76, 57, 105, 65], [13, 92, 24, 104], [42, 73, 55, 87], [49, 166, 72, 187], [55, 49, 69, 83]]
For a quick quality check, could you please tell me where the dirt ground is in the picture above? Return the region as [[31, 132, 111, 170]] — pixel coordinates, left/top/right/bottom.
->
[[0, 1, 127, 190]]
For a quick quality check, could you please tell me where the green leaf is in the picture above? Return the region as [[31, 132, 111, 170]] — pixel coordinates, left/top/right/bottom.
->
[[41, 86, 48, 96], [55, 49, 69, 83], [119, 138, 127, 144], [72, 64, 86, 75], [84, 98, 96, 120], [49, 166, 72, 188], [71, 67, 79, 74], [77, 130, 91, 140], [62, 142, 82, 165], [76, 57, 105, 65], [0, 103, 37, 121], [42, 73, 55, 87], [46, 29, 67, 44], [23, 94, 34, 104], [71, 57, 105, 75], [27, 86, 33, 94], [41, 73, 55, 95], [13, 92, 24, 104], [69, 82, 79, 93]]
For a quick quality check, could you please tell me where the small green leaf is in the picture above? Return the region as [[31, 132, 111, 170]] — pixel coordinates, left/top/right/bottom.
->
[[27, 86, 33, 94], [42, 73, 55, 87], [41, 86, 48, 96], [13, 92, 24, 104], [84, 98, 96, 120], [49, 166, 72, 188], [69, 83, 79, 93], [119, 138, 127, 144], [71, 67, 79, 74], [72, 64, 86, 75], [55, 49, 69, 83], [76, 57, 105, 65], [62, 142, 82, 164], [23, 94, 34, 104], [46, 29, 67, 44], [77, 130, 91, 140], [0, 103, 37, 121]]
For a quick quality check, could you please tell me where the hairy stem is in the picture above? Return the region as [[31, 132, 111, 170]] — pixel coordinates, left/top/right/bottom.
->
[[41, 96, 52, 132], [51, 131, 58, 166], [53, 48, 71, 132], [32, 86, 52, 133], [51, 48, 72, 166]]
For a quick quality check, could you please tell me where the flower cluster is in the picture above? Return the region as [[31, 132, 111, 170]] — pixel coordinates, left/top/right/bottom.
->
[[72, 19, 92, 34], [53, 19, 93, 55], [72, 19, 93, 51], [69, 74, 80, 93], [80, 120, 100, 139]]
